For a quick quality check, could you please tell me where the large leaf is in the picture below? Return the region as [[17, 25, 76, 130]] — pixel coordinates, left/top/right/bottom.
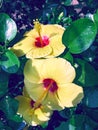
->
[[0, 13, 17, 43], [62, 18, 97, 54], [1, 49, 20, 73], [75, 58, 98, 87]]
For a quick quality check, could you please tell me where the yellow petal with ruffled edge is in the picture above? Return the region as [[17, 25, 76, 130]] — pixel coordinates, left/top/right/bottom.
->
[[16, 96, 31, 113], [16, 96, 33, 124], [24, 59, 43, 83], [24, 58, 75, 84], [11, 37, 36, 57], [31, 105, 53, 126], [24, 79, 44, 101], [46, 35, 66, 58], [34, 108, 50, 121], [42, 92, 64, 111], [41, 58, 75, 84], [26, 45, 52, 59], [57, 83, 84, 107]]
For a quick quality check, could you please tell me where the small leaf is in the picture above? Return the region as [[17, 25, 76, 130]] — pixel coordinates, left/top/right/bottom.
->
[[61, 51, 73, 64], [0, 69, 9, 98], [0, 96, 19, 118], [70, 115, 85, 127], [8, 114, 23, 130], [75, 58, 98, 87], [0, 13, 17, 43], [1, 49, 20, 73], [61, 0, 72, 6], [62, 18, 97, 54]]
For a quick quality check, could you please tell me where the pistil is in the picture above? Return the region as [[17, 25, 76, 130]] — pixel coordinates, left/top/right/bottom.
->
[[33, 19, 43, 47]]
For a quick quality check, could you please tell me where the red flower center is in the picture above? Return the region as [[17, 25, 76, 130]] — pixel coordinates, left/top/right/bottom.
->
[[35, 35, 49, 47], [30, 100, 35, 108], [30, 100, 41, 109], [43, 78, 58, 93]]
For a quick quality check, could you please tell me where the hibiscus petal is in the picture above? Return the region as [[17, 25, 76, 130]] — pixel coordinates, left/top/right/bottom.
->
[[46, 35, 66, 58], [16, 96, 33, 124], [24, 60, 41, 83], [16, 96, 31, 113], [26, 45, 52, 59], [34, 108, 50, 121], [11, 37, 36, 57], [24, 79, 44, 101], [24, 29, 39, 37], [57, 83, 84, 107], [42, 24, 65, 37], [42, 92, 64, 110], [40, 58, 76, 84]]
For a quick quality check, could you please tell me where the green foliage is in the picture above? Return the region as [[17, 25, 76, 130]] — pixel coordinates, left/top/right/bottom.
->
[[0, 96, 19, 118], [62, 18, 97, 54], [1, 49, 20, 73], [83, 87, 98, 108], [94, 10, 98, 30], [0, 69, 8, 98], [75, 58, 98, 87], [0, 13, 17, 43]]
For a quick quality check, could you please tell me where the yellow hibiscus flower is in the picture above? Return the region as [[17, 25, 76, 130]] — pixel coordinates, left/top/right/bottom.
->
[[11, 20, 66, 59], [24, 58, 84, 110], [16, 88, 52, 126]]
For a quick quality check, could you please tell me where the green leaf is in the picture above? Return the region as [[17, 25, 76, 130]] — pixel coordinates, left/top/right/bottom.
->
[[94, 10, 98, 30], [1, 49, 20, 73], [86, 114, 98, 128], [86, 108, 98, 122], [70, 115, 85, 127], [0, 69, 9, 98], [0, 96, 19, 118], [62, 18, 97, 54], [0, 121, 12, 130], [61, 51, 73, 64], [61, 0, 72, 6], [83, 87, 98, 108], [8, 114, 23, 130], [75, 59, 98, 87], [55, 120, 83, 130], [0, 13, 17, 43]]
